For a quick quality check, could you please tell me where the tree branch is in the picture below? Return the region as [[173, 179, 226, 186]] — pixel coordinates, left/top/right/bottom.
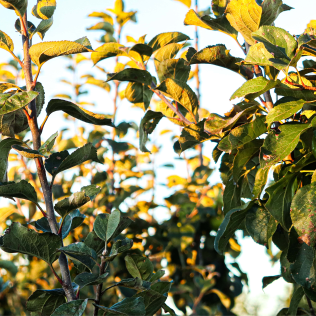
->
[[21, 12, 76, 302]]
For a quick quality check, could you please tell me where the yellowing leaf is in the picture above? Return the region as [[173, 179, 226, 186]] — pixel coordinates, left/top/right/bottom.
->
[[306, 20, 316, 36], [226, 0, 262, 45], [167, 175, 187, 188], [29, 37, 93, 67], [35, 0, 56, 20], [0, 205, 17, 222], [209, 289, 231, 309], [184, 9, 238, 41], [0, 0, 27, 17], [30, 17, 54, 40], [91, 43, 126, 65], [0, 30, 14, 52]]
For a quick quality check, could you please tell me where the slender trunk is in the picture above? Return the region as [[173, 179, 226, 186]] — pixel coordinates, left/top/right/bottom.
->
[[22, 13, 76, 302]]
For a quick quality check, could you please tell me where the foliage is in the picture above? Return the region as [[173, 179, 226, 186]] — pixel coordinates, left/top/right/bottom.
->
[[0, 0, 244, 315]]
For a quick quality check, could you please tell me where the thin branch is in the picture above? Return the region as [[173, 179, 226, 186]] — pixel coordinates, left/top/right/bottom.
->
[[50, 265, 64, 285], [306, 295, 316, 316]]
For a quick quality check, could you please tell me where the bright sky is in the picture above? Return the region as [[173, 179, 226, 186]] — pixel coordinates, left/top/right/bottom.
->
[[1, 1, 316, 315]]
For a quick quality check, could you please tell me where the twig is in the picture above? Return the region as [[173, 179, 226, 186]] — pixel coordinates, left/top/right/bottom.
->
[[306, 295, 316, 316], [50, 265, 64, 285]]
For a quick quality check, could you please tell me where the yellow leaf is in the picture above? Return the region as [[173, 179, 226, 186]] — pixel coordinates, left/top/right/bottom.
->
[[29, 38, 93, 67], [0, 205, 17, 222], [226, 0, 262, 45], [306, 20, 316, 36], [0, 30, 14, 52], [36, 0, 56, 20], [229, 238, 241, 252], [167, 175, 187, 188], [209, 289, 231, 309], [174, 0, 191, 8]]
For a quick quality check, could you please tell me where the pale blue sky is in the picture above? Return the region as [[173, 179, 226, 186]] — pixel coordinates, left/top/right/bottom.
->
[[1, 1, 316, 314]]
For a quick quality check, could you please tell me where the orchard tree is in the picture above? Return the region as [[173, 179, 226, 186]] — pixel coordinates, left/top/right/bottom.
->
[[0, 0, 244, 315]]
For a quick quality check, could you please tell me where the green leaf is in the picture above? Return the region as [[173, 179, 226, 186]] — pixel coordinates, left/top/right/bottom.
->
[[133, 289, 167, 316], [51, 299, 88, 316], [260, 123, 310, 168], [26, 289, 66, 315], [189, 44, 250, 78], [262, 275, 281, 289], [0, 91, 39, 115], [139, 111, 163, 153], [126, 82, 143, 103], [232, 140, 263, 182], [225, 0, 262, 45], [157, 58, 190, 83], [266, 97, 305, 126], [95, 297, 146, 316], [149, 270, 165, 283], [229, 115, 266, 149], [287, 286, 304, 316], [260, 0, 292, 26], [0, 180, 38, 204], [39, 131, 58, 156], [184, 9, 238, 41], [0, 222, 61, 264], [74, 272, 108, 288], [148, 32, 190, 53], [242, 42, 276, 68], [0, 30, 14, 52], [107, 69, 152, 85], [0, 0, 27, 17], [291, 182, 316, 247], [265, 174, 298, 230], [45, 143, 101, 178], [215, 201, 254, 254], [59, 243, 97, 272], [91, 43, 126, 65], [0, 137, 23, 181], [12, 144, 45, 159], [46, 99, 113, 126], [212, 0, 229, 17], [252, 167, 269, 198], [29, 38, 93, 67], [107, 209, 121, 241], [275, 86, 316, 101], [84, 231, 104, 255], [174, 120, 214, 154], [230, 77, 279, 100], [54, 184, 101, 218], [31, 17, 54, 40], [124, 254, 154, 281], [252, 26, 297, 69], [290, 242, 315, 288], [94, 212, 133, 242], [107, 238, 133, 261], [0, 260, 17, 276], [156, 78, 198, 122], [246, 205, 272, 245]]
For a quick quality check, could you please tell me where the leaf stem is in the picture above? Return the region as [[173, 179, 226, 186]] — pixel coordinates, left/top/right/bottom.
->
[[35, 203, 47, 217], [40, 116, 49, 134], [306, 295, 316, 316], [93, 260, 108, 316], [50, 265, 64, 285]]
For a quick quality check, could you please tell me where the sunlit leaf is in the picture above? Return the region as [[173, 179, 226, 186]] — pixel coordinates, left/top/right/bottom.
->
[[0, 91, 38, 115], [51, 299, 88, 316]]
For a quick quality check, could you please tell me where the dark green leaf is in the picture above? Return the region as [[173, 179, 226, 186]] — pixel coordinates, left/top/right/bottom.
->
[[59, 242, 97, 272], [265, 174, 298, 230], [51, 299, 88, 316], [74, 272, 108, 288], [262, 275, 281, 289], [139, 111, 163, 153], [0, 180, 37, 204], [45, 143, 101, 179], [246, 206, 272, 245], [133, 289, 167, 316], [0, 137, 23, 181], [287, 287, 304, 316], [95, 297, 146, 316], [124, 254, 154, 281], [84, 231, 104, 255], [107, 209, 121, 241], [0, 260, 18, 276], [260, 0, 292, 26], [107, 238, 133, 261], [149, 270, 165, 282], [215, 202, 254, 254], [107, 69, 152, 85], [291, 182, 316, 247], [157, 58, 190, 83], [12, 144, 45, 159], [0, 222, 61, 264], [26, 289, 66, 315], [46, 99, 113, 126]]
